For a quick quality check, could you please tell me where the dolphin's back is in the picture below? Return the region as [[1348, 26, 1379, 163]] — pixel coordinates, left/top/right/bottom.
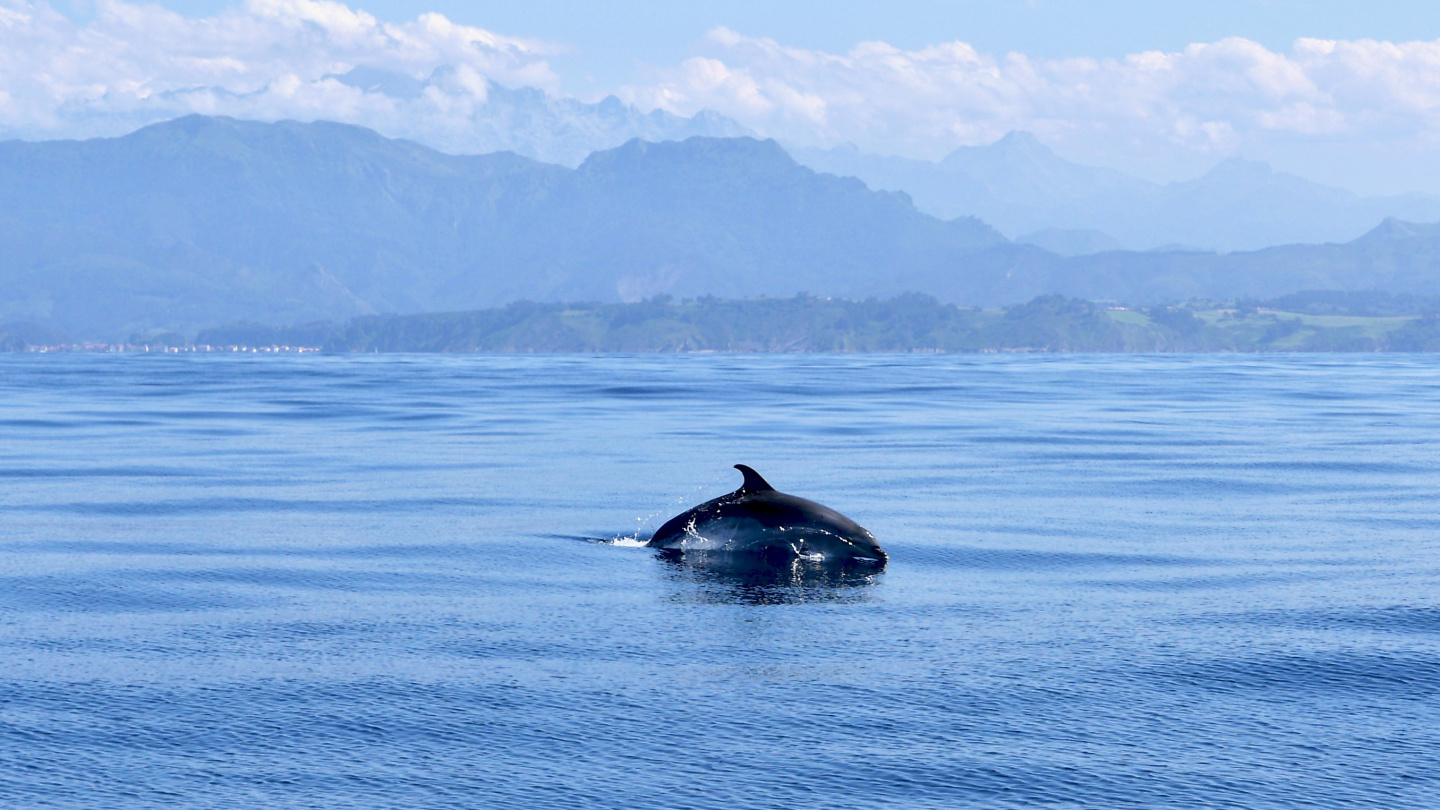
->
[[647, 469, 883, 560]]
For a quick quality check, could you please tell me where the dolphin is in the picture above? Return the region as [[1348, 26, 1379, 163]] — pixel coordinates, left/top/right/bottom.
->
[[647, 465, 886, 562]]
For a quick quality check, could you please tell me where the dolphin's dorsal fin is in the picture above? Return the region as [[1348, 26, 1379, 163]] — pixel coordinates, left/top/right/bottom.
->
[[734, 464, 775, 493]]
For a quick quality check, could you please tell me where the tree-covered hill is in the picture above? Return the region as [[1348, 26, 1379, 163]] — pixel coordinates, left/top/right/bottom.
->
[[158, 292, 1440, 354]]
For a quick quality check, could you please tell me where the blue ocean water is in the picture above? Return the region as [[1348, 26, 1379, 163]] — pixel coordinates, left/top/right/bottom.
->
[[1, 353, 1439, 808]]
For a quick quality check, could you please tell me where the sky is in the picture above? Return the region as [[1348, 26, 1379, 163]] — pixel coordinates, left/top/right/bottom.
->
[[99, 0, 1440, 88], [13, 0, 1440, 193]]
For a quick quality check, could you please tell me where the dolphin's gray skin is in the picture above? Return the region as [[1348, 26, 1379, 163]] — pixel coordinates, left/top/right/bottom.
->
[[647, 465, 886, 562]]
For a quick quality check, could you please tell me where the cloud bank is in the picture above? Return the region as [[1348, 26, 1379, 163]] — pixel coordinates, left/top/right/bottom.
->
[[3, 0, 1440, 187], [0, 0, 559, 145], [621, 27, 1440, 166]]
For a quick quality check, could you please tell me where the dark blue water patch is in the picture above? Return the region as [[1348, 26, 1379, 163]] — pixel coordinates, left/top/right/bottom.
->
[[212, 619, 406, 643], [437, 634, 685, 664], [104, 408, 288, 421], [1028, 450, 1174, 463], [0, 418, 76, 429], [168, 425, 264, 437], [0, 465, 209, 479], [0, 539, 259, 556], [1279, 388, 1375, 401], [17, 495, 504, 516], [98, 405, 396, 423], [0, 539, 505, 562], [0, 574, 258, 613], [1122, 475, 1303, 497], [320, 542, 508, 561], [590, 384, 697, 398], [51, 416, 161, 428], [892, 544, 1212, 571], [811, 424, 875, 436], [1, 676, 1428, 810], [1082, 570, 1319, 592], [1224, 459, 1430, 475], [968, 432, 1247, 448], [380, 411, 455, 423], [1150, 652, 1440, 698], [1339, 515, 1440, 531], [1231, 607, 1440, 635], [134, 566, 475, 594]]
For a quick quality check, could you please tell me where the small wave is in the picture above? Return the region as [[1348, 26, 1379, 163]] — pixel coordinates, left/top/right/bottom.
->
[[544, 532, 651, 547]]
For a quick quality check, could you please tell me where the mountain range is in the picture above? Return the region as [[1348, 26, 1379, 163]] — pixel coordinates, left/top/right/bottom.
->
[[287, 73, 1440, 251], [328, 69, 752, 167], [5, 116, 1440, 340], [790, 133, 1440, 252], [0, 115, 1005, 338]]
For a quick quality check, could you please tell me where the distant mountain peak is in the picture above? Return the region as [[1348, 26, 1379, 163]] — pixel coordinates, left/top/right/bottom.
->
[[329, 65, 426, 100], [580, 135, 793, 173], [1357, 217, 1440, 243], [130, 113, 404, 145], [135, 75, 751, 167], [790, 132, 1440, 252], [993, 131, 1045, 150], [940, 130, 1060, 170], [1200, 158, 1275, 181], [1016, 227, 1124, 256]]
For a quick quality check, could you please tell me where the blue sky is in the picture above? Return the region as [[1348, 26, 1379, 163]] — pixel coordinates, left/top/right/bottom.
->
[[113, 0, 1440, 90]]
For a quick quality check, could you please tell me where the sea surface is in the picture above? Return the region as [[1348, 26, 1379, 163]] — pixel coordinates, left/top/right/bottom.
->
[[2, 353, 1439, 809]]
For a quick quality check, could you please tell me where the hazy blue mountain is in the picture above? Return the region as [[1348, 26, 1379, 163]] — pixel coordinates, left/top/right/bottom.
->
[[496, 137, 1007, 303], [937, 132, 1151, 206], [788, 133, 1148, 243], [790, 134, 1440, 251], [1133, 159, 1433, 252], [10, 115, 1440, 341], [329, 68, 750, 165], [0, 115, 569, 337], [901, 217, 1440, 305], [0, 116, 1004, 339], [1016, 228, 1123, 256]]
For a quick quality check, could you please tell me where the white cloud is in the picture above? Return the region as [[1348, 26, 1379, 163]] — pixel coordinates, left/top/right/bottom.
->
[[620, 27, 1440, 163], [0, 0, 559, 143]]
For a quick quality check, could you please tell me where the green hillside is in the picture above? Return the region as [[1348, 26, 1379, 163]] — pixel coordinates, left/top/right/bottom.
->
[[165, 292, 1440, 353]]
